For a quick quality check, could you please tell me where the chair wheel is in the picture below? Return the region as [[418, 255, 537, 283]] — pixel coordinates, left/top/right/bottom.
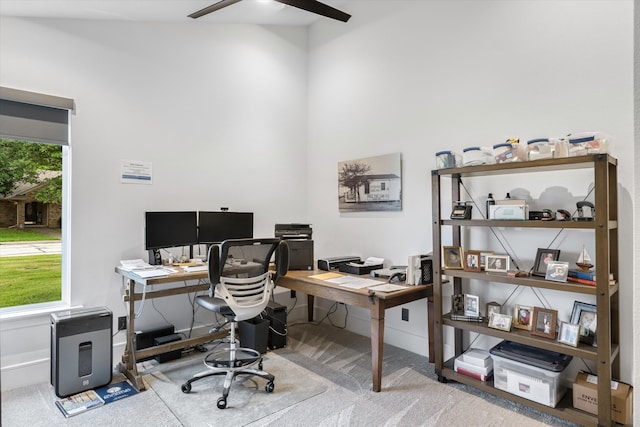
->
[[217, 397, 227, 409], [265, 381, 275, 393], [181, 383, 192, 393]]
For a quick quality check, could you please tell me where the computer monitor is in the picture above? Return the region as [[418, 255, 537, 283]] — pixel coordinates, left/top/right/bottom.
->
[[145, 211, 198, 250], [198, 211, 254, 244]]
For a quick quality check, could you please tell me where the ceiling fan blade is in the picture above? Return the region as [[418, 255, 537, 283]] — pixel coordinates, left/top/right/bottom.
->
[[188, 0, 242, 19], [275, 0, 351, 22]]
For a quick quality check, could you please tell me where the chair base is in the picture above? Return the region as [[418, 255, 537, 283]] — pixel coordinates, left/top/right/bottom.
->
[[181, 346, 275, 409]]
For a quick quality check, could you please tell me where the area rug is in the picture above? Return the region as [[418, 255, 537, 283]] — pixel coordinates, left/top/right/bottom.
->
[[142, 352, 329, 426]]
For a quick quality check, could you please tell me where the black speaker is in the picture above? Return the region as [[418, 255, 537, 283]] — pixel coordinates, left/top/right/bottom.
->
[[148, 249, 162, 265], [420, 256, 433, 284]]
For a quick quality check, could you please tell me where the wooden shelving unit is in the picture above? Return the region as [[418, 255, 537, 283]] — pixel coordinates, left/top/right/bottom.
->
[[431, 154, 619, 426]]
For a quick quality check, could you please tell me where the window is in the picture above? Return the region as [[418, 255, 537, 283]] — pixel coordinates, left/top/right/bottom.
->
[[0, 87, 72, 315]]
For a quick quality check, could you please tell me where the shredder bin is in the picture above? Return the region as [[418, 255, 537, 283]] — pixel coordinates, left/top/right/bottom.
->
[[50, 307, 113, 397]]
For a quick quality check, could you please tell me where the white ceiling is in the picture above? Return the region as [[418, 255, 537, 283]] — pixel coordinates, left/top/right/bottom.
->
[[0, 0, 350, 26]]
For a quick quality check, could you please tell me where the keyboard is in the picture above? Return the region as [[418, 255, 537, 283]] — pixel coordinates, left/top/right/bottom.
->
[[183, 265, 208, 273]]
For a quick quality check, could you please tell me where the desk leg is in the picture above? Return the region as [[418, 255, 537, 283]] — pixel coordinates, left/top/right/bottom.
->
[[307, 295, 315, 322], [120, 279, 146, 391], [370, 300, 385, 392]]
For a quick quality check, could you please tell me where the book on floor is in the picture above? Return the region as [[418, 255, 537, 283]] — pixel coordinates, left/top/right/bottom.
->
[[94, 380, 138, 404], [55, 389, 104, 417]]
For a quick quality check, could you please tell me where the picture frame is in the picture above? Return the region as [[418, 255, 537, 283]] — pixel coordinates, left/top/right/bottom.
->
[[443, 246, 463, 269], [464, 294, 480, 317], [487, 312, 512, 332], [530, 307, 558, 339], [570, 301, 597, 346], [513, 304, 533, 330], [451, 294, 464, 314], [479, 251, 493, 270], [463, 250, 481, 272], [532, 248, 561, 277], [545, 261, 569, 282], [557, 322, 581, 347], [485, 301, 501, 322], [485, 254, 510, 273]]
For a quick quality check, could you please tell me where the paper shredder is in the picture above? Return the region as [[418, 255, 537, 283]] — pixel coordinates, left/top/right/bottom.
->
[[50, 307, 113, 397]]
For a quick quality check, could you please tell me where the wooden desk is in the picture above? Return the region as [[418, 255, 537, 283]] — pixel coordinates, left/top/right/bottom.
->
[[277, 270, 434, 392], [115, 267, 224, 391]]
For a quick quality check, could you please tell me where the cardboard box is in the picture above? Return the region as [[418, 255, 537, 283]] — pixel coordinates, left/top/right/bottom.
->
[[572, 371, 633, 424]]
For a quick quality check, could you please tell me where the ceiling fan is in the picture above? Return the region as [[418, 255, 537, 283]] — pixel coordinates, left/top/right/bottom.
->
[[188, 0, 351, 23]]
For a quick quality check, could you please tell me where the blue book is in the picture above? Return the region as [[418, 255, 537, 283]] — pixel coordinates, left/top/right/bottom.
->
[[94, 381, 138, 405], [568, 269, 596, 281]]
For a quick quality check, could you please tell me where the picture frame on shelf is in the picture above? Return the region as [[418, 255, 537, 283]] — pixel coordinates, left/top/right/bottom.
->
[[479, 251, 493, 270], [463, 250, 481, 272], [443, 246, 463, 269], [532, 248, 561, 277], [513, 304, 533, 330], [557, 321, 581, 347], [485, 301, 501, 321], [464, 294, 480, 317], [451, 294, 464, 314], [488, 312, 512, 332], [570, 301, 597, 346], [485, 254, 510, 273], [530, 307, 558, 339], [545, 261, 569, 282]]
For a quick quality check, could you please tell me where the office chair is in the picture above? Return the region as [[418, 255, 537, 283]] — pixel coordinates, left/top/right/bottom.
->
[[181, 238, 289, 409]]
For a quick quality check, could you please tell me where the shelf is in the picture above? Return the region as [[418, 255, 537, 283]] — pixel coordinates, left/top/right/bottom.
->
[[431, 153, 619, 426], [440, 219, 617, 230], [439, 362, 598, 427], [431, 154, 616, 178], [442, 269, 619, 296], [441, 313, 619, 362]]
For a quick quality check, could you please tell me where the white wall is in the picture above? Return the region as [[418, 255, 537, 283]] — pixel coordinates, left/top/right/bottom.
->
[[306, 0, 635, 384], [0, 17, 309, 389]]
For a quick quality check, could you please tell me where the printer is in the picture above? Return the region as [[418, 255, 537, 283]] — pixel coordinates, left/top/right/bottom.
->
[[275, 224, 314, 270]]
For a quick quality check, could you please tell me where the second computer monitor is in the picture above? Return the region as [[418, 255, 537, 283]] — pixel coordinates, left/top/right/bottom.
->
[[198, 211, 254, 244]]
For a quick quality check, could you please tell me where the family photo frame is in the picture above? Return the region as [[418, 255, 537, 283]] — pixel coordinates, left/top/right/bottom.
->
[[488, 312, 512, 331], [533, 248, 560, 277], [571, 301, 597, 346], [558, 321, 581, 347], [485, 254, 510, 273], [463, 250, 481, 272], [530, 307, 558, 339], [513, 304, 533, 330], [443, 246, 463, 269], [545, 261, 569, 282]]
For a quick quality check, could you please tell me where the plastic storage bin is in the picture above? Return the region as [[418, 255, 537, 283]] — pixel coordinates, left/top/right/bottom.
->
[[462, 146, 493, 166], [527, 138, 555, 160], [567, 132, 609, 156], [435, 150, 459, 169], [493, 142, 522, 163]]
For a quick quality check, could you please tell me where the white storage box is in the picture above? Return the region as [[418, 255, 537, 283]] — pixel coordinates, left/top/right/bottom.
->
[[567, 132, 610, 156], [462, 146, 493, 166], [491, 353, 567, 407], [493, 143, 522, 163], [435, 150, 459, 169], [527, 138, 555, 160]]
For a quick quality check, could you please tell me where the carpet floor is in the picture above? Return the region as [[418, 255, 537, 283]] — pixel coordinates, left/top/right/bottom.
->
[[1, 323, 580, 426]]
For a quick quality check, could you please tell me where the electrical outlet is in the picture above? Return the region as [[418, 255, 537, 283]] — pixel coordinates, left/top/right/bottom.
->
[[118, 316, 127, 331], [401, 308, 409, 322]]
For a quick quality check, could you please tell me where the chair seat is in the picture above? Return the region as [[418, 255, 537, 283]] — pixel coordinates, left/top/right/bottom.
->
[[195, 295, 235, 317]]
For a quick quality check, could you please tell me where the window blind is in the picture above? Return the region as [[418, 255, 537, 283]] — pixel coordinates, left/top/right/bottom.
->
[[0, 86, 73, 145]]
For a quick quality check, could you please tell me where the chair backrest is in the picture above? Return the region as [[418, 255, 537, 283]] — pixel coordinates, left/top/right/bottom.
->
[[207, 238, 288, 321]]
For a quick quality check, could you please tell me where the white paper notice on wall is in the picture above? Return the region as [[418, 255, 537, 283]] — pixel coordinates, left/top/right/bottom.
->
[[121, 160, 152, 185]]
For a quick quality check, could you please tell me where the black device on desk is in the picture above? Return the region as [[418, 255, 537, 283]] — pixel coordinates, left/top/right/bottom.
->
[[145, 211, 198, 265], [274, 223, 314, 270]]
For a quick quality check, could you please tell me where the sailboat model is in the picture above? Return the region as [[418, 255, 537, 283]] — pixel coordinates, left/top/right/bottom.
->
[[576, 246, 594, 272]]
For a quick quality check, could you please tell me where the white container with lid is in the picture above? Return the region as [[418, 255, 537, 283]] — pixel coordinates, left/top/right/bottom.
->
[[493, 142, 522, 163], [462, 146, 493, 166], [435, 150, 459, 169], [527, 138, 555, 161], [567, 132, 610, 157]]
